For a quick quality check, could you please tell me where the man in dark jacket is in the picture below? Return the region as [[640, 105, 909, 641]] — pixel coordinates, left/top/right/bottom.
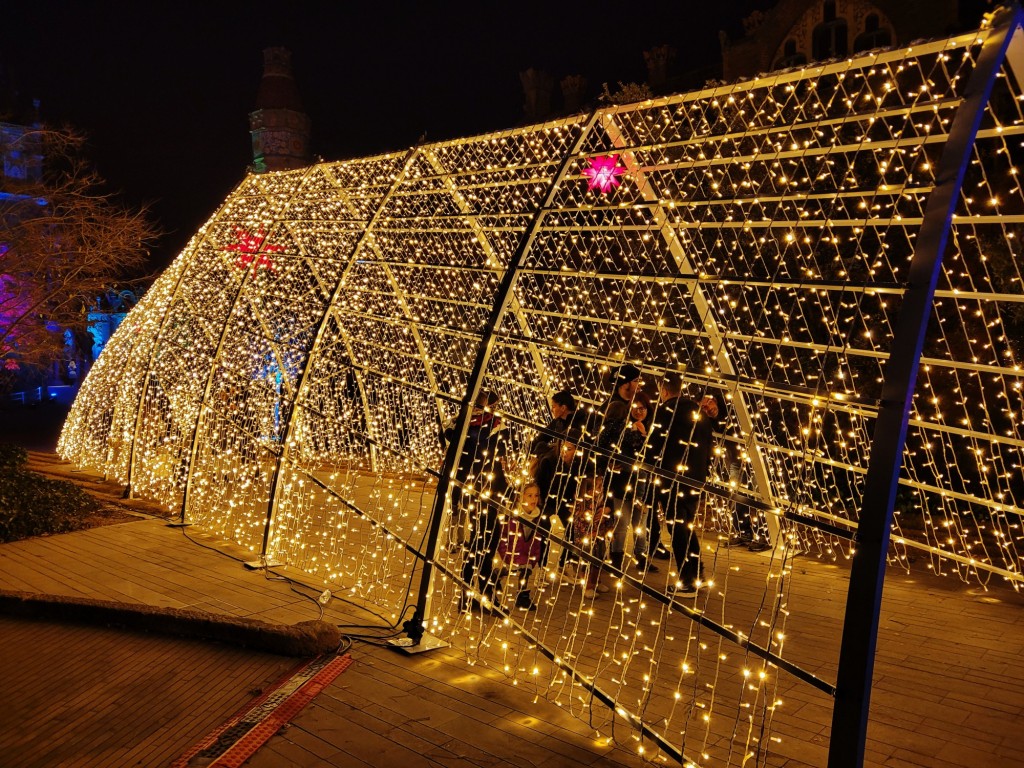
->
[[442, 390, 509, 606], [532, 430, 589, 573], [534, 428, 588, 538], [596, 364, 646, 574], [644, 372, 723, 595]]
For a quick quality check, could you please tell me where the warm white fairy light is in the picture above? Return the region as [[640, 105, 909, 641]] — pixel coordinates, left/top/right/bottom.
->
[[56, 23, 1024, 766]]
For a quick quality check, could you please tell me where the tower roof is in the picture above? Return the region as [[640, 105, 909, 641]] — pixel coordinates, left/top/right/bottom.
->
[[254, 47, 305, 112]]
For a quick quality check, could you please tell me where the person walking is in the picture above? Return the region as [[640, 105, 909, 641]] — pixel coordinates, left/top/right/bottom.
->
[[534, 428, 589, 577], [723, 440, 772, 552], [443, 390, 509, 609], [644, 372, 724, 596]]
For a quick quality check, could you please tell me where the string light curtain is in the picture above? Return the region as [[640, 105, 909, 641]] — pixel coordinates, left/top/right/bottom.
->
[[60, 13, 1024, 766]]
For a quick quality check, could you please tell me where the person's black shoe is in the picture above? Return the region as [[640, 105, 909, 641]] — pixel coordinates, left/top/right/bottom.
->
[[459, 590, 495, 614], [636, 557, 659, 574], [666, 581, 698, 598], [515, 591, 538, 611], [724, 533, 753, 547], [747, 538, 772, 552]]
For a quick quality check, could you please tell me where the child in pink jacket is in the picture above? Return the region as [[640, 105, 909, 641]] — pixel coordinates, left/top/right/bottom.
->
[[497, 483, 542, 610]]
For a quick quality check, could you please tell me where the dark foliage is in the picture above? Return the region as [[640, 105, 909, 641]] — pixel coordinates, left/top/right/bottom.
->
[[0, 443, 100, 542]]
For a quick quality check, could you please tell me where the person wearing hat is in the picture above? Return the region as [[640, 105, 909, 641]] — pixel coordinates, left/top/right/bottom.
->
[[644, 372, 725, 596], [596, 363, 648, 577]]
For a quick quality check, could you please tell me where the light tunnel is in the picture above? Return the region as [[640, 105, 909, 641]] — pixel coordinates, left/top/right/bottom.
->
[[60, 12, 1024, 766]]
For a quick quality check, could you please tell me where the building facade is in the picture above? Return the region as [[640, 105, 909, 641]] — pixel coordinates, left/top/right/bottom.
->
[[721, 0, 961, 81]]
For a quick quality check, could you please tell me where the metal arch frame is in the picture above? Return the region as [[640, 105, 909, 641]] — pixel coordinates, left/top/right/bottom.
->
[[415, 111, 601, 617], [288, 160, 432, 470], [337, 175, 448, 428], [404, 133, 807, 762], [317, 310, 378, 472], [309, 157, 444, 419], [275, 215, 380, 460], [828, 9, 1024, 767], [179, 171, 314, 525], [177, 246, 269, 522], [415, 111, 708, 768], [601, 114, 781, 542], [419, 146, 554, 403], [121, 264, 190, 493], [124, 184, 251, 498], [375, 258, 446, 424], [258, 150, 421, 560], [117, 268, 187, 487]]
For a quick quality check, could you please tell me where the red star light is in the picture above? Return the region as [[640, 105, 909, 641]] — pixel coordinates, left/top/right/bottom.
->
[[224, 228, 284, 276], [582, 154, 624, 193]]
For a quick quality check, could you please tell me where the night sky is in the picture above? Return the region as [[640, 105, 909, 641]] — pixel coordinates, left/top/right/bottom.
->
[[1, 1, 985, 271]]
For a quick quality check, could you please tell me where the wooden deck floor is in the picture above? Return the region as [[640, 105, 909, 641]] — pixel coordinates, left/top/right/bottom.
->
[[0, 616, 294, 768], [1, 459, 1023, 767], [0, 517, 660, 768]]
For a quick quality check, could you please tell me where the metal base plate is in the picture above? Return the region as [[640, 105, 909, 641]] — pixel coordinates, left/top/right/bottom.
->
[[386, 632, 449, 654], [243, 558, 285, 569]]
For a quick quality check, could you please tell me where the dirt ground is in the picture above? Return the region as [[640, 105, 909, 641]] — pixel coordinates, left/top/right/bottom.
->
[[0, 399, 172, 534], [25, 451, 173, 524]]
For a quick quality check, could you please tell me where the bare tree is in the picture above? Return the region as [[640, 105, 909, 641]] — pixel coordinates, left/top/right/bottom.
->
[[0, 127, 157, 392], [598, 81, 654, 106]]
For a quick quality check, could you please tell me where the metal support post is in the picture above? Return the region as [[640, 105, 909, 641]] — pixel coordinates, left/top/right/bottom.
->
[[828, 8, 1022, 766]]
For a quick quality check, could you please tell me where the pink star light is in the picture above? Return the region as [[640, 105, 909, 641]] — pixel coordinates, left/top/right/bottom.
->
[[582, 154, 624, 193]]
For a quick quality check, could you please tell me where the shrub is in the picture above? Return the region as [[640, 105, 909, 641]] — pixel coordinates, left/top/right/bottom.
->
[[0, 444, 27, 471], [0, 444, 101, 542]]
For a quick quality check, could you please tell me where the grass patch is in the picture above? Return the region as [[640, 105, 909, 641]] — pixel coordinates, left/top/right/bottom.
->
[[0, 444, 102, 543]]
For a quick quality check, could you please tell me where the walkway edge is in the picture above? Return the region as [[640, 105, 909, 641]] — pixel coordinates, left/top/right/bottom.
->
[[0, 589, 341, 657]]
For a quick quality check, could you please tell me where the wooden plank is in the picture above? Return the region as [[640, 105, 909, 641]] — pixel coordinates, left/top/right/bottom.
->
[[2, 505, 1024, 767], [0, 616, 291, 768]]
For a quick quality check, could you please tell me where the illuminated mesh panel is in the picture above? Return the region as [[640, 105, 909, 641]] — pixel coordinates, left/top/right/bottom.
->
[[60, 18, 1024, 766], [187, 165, 386, 554], [422, 31, 1024, 764], [269, 152, 426, 605], [57, 254, 188, 480], [895, 56, 1024, 583], [111, 255, 196, 503], [271, 126, 589, 612]]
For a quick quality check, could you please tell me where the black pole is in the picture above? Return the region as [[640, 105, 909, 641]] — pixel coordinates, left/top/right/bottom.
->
[[828, 7, 1023, 766], [415, 112, 601, 621], [257, 148, 419, 558], [124, 179, 250, 501]]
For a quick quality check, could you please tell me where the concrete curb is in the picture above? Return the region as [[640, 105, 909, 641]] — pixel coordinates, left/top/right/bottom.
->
[[0, 590, 342, 657]]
